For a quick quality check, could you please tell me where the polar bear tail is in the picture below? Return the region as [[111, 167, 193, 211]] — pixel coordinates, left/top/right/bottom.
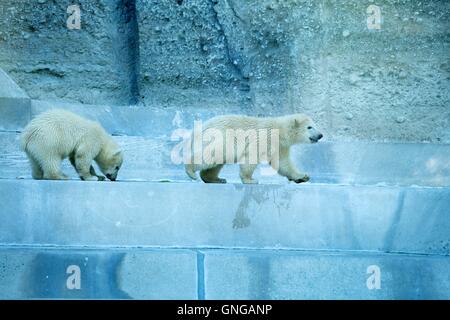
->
[[185, 163, 198, 180], [20, 126, 39, 152], [20, 131, 29, 151]]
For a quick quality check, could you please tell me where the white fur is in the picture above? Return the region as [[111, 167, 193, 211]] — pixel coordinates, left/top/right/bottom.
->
[[21, 109, 123, 181], [185, 113, 322, 184]]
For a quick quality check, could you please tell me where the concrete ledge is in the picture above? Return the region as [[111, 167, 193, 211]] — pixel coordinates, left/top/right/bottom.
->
[[0, 68, 29, 99], [31, 100, 197, 137], [1, 247, 448, 299], [30, 99, 246, 137], [1, 132, 449, 187], [0, 180, 448, 255], [0, 248, 198, 299], [0, 69, 31, 131], [203, 250, 450, 300]]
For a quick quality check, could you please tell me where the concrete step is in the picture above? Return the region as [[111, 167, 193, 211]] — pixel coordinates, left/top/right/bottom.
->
[[0, 68, 31, 131], [1, 131, 449, 186], [0, 247, 449, 299], [0, 169, 448, 299], [0, 179, 448, 255], [4, 98, 244, 135], [0, 85, 448, 299], [1, 98, 448, 186]]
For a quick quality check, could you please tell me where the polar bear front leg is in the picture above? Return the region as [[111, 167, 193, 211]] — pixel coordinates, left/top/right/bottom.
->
[[272, 149, 309, 183], [70, 154, 105, 181], [89, 166, 106, 181], [200, 164, 227, 183], [40, 155, 68, 180], [277, 158, 309, 183], [72, 145, 100, 181], [75, 157, 98, 181]]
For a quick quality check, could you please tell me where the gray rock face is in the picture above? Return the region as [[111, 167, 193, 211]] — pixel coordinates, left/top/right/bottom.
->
[[137, 0, 251, 109], [0, 0, 138, 105], [0, 0, 448, 142], [209, 0, 449, 142]]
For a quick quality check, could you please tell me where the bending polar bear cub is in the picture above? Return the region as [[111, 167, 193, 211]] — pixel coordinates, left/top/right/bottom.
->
[[21, 109, 123, 181], [185, 113, 323, 184]]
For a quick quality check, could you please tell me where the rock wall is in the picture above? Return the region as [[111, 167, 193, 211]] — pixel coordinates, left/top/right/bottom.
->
[[0, 0, 448, 142], [0, 0, 138, 105]]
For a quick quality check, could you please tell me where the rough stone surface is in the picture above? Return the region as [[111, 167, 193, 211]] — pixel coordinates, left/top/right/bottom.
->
[[136, 0, 251, 109], [0, 0, 139, 105], [1, 1, 448, 142], [138, 0, 450, 143]]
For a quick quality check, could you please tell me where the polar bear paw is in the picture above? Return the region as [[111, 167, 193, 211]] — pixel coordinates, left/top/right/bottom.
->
[[291, 174, 310, 184], [207, 178, 227, 184], [81, 175, 100, 181], [242, 178, 258, 184]]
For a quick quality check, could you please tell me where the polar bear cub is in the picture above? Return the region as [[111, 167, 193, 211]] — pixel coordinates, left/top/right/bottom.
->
[[185, 113, 323, 184], [21, 109, 123, 181]]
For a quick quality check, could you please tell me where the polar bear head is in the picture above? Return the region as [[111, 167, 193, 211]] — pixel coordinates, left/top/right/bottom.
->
[[286, 114, 323, 145], [96, 141, 123, 181]]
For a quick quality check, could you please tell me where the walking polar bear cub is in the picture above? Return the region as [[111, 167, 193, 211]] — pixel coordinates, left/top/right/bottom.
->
[[185, 113, 323, 184], [21, 109, 123, 181]]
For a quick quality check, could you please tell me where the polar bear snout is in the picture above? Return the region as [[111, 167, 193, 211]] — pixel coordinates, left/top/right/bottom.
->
[[307, 125, 323, 143], [97, 148, 123, 181], [105, 173, 116, 181], [309, 132, 323, 143]]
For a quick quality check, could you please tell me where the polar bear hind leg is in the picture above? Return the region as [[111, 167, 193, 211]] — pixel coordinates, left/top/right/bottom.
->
[[25, 152, 43, 180], [38, 154, 67, 180]]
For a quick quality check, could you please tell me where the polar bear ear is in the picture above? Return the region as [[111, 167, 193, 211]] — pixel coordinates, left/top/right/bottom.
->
[[293, 117, 307, 128], [113, 149, 122, 157]]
